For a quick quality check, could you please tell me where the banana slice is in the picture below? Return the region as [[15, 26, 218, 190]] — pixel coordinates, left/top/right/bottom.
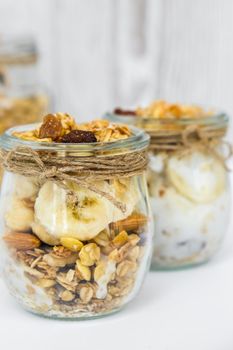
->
[[34, 181, 117, 241], [110, 178, 140, 222], [31, 221, 60, 245], [167, 151, 226, 203], [34, 178, 139, 242], [5, 196, 34, 231], [13, 174, 39, 200]]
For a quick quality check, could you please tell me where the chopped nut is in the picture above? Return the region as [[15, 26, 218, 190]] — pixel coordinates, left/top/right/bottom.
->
[[59, 290, 75, 302], [93, 230, 110, 247], [66, 269, 75, 282], [118, 242, 133, 261], [116, 260, 137, 277], [112, 213, 148, 233], [60, 237, 84, 252], [3, 232, 41, 250], [94, 260, 106, 282], [76, 260, 91, 281], [43, 252, 78, 267], [37, 278, 56, 288], [128, 234, 140, 246], [79, 243, 100, 266], [53, 245, 73, 258], [112, 230, 128, 247], [128, 246, 140, 261], [108, 248, 120, 262], [79, 286, 94, 303]]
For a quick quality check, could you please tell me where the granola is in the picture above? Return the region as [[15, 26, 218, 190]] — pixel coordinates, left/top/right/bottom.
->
[[4, 225, 147, 317], [13, 113, 132, 143], [135, 100, 212, 119]]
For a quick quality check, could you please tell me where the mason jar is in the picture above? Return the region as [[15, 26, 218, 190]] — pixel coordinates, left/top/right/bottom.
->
[[105, 102, 231, 269], [0, 115, 152, 319], [0, 35, 50, 133]]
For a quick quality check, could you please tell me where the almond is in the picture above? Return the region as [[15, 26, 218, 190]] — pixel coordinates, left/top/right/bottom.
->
[[3, 232, 41, 250], [112, 213, 148, 233]]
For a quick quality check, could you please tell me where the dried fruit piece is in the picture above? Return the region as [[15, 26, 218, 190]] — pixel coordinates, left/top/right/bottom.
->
[[39, 114, 63, 140], [61, 130, 97, 143], [3, 232, 41, 250], [60, 237, 84, 252], [79, 243, 100, 266], [112, 213, 148, 233], [114, 108, 136, 116]]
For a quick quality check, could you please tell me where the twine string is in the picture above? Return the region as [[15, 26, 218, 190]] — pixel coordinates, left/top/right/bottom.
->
[[148, 124, 231, 170], [0, 146, 148, 213]]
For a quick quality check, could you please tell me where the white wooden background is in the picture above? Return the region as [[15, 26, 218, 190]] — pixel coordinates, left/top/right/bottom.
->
[[0, 0, 233, 136]]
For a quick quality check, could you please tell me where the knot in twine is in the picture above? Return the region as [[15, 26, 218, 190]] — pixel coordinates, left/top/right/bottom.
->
[[0, 146, 148, 213], [148, 124, 232, 170]]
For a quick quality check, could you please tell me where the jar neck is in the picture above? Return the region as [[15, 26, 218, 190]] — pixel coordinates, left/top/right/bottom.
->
[[105, 111, 229, 133], [0, 123, 150, 155]]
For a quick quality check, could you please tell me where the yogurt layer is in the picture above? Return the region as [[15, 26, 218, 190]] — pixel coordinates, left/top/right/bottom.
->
[[149, 151, 230, 268]]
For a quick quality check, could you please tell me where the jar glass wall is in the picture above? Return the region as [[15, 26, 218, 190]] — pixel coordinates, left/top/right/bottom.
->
[[105, 103, 231, 270], [0, 120, 153, 319]]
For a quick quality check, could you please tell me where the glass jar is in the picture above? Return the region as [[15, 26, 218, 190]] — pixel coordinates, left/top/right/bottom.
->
[[0, 36, 50, 133], [105, 104, 231, 269], [0, 121, 152, 319]]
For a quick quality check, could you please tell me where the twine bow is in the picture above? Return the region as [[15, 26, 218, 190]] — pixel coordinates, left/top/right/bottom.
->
[[0, 146, 148, 213]]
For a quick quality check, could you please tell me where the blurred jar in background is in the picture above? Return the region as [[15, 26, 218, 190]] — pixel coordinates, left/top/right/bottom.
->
[[106, 101, 231, 270], [0, 35, 50, 134]]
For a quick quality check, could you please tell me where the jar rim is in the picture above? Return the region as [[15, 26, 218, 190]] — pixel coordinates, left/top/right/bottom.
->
[[0, 122, 150, 153], [105, 110, 229, 129]]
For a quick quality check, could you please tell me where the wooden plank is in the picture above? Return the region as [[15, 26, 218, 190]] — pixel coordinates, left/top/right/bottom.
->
[[114, 0, 164, 108], [54, 0, 116, 120]]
